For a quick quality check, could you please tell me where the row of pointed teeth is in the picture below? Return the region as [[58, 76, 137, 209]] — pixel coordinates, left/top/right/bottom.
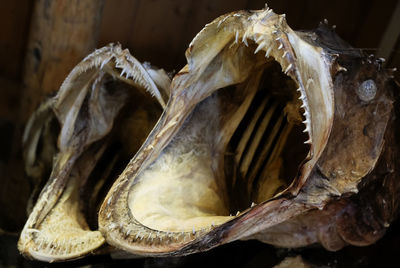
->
[[233, 30, 276, 59], [108, 223, 220, 245], [107, 200, 260, 245], [30, 234, 100, 256], [231, 29, 312, 145], [230, 202, 257, 216], [274, 32, 312, 144], [113, 56, 156, 96], [82, 45, 165, 107], [298, 86, 312, 144]]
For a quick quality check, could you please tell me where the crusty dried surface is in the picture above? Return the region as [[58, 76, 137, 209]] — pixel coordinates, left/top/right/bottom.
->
[[18, 44, 169, 262], [20, 5, 400, 262], [98, 7, 399, 256]]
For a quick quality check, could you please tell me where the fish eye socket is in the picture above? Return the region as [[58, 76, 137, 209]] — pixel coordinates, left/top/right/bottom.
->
[[356, 79, 377, 102]]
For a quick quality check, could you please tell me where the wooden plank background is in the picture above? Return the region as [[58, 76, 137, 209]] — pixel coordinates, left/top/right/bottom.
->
[[0, 0, 398, 92], [0, 0, 399, 232], [98, 0, 399, 72], [0, 1, 400, 266]]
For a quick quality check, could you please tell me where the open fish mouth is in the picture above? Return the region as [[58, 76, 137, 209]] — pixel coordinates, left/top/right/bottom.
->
[[19, 5, 399, 261], [98, 7, 335, 255], [18, 44, 170, 261]]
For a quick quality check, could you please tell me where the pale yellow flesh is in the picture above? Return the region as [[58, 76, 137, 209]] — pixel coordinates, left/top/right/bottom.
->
[[129, 95, 234, 232], [25, 167, 104, 261], [128, 77, 300, 233]]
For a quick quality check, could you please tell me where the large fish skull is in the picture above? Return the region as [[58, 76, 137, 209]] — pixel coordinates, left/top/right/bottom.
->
[[99, 6, 399, 255], [19, 6, 399, 261]]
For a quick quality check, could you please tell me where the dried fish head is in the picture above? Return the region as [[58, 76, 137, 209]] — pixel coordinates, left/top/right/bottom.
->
[[98, 7, 399, 256], [19, 5, 400, 262], [18, 44, 170, 261]]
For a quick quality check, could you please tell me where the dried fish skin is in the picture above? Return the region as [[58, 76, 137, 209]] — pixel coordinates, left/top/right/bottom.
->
[[99, 7, 399, 256]]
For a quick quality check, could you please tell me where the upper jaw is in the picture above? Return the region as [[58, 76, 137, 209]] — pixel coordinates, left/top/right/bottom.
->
[[184, 7, 335, 193]]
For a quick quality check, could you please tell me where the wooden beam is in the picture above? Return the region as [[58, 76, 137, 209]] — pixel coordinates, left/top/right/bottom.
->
[[0, 0, 105, 232], [377, 1, 400, 64], [21, 0, 104, 121]]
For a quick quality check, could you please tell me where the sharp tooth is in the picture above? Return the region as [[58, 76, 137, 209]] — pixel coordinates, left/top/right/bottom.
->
[[272, 30, 278, 34], [235, 30, 239, 44], [284, 63, 292, 73], [242, 35, 249, 47], [236, 211, 240, 216], [278, 43, 283, 50], [256, 35, 264, 43], [120, 68, 126, 77], [135, 231, 141, 239], [100, 58, 110, 69], [251, 202, 256, 207], [38, 239, 44, 249], [304, 138, 312, 144], [282, 51, 288, 58], [303, 127, 310, 133], [265, 46, 272, 57], [254, 41, 266, 54]]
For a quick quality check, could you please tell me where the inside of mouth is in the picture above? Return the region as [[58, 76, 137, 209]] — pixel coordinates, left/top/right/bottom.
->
[[80, 78, 164, 229], [128, 48, 310, 233]]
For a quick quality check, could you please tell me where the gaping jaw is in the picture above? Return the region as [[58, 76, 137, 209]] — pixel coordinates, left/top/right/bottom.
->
[[18, 44, 170, 261], [98, 7, 335, 255]]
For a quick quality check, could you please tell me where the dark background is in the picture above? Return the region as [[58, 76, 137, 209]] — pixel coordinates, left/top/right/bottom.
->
[[1, 0, 399, 267]]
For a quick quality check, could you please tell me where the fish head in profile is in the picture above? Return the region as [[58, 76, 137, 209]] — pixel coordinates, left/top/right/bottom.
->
[[98, 6, 400, 255], [19, 5, 400, 261]]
